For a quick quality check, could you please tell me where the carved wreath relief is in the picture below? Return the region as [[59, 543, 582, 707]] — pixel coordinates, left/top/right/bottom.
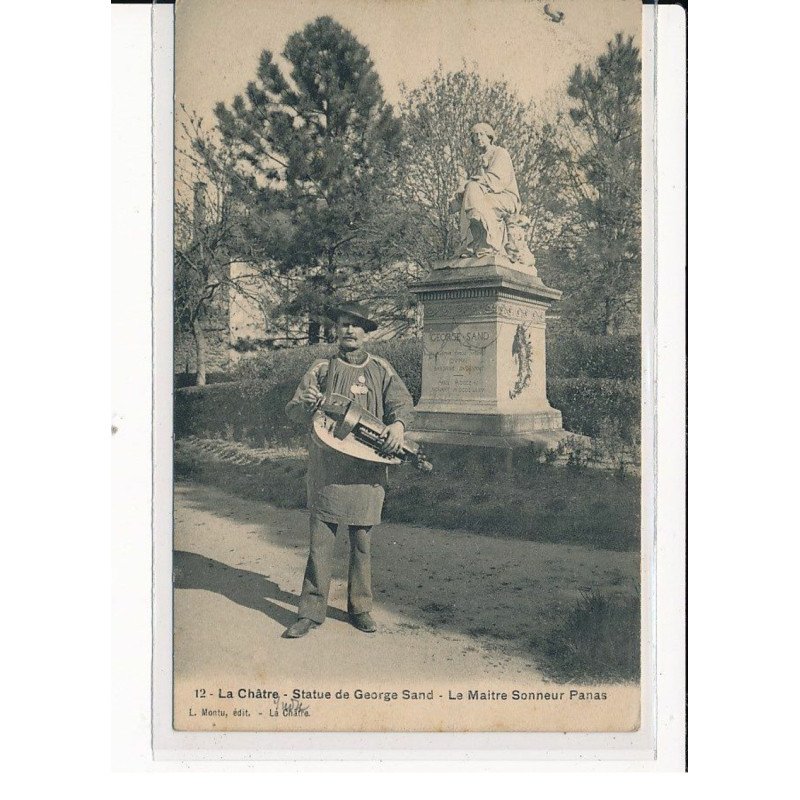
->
[[509, 324, 533, 399]]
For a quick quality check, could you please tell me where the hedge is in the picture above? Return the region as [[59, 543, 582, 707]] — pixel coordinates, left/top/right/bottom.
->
[[228, 334, 637, 388], [232, 338, 423, 401], [548, 377, 639, 443], [175, 338, 424, 446], [175, 336, 640, 446], [546, 333, 640, 381], [174, 371, 233, 389]]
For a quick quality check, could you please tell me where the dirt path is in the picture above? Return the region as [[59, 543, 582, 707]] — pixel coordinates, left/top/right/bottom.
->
[[174, 481, 639, 689]]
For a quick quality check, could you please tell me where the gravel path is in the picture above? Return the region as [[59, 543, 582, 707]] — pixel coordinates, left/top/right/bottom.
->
[[172, 481, 639, 731]]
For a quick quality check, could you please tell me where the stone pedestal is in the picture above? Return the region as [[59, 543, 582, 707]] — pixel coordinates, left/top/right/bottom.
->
[[409, 255, 567, 449]]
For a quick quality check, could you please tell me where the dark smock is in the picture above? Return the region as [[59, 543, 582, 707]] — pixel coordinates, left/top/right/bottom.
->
[[285, 352, 413, 527]]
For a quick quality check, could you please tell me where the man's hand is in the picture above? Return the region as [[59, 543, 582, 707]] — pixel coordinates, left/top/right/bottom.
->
[[300, 385, 323, 410], [379, 421, 405, 456]]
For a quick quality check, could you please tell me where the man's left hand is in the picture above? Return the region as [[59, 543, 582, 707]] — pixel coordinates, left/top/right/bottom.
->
[[379, 421, 405, 456]]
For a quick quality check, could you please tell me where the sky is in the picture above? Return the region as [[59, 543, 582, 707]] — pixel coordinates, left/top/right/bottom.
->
[[175, 0, 641, 123]]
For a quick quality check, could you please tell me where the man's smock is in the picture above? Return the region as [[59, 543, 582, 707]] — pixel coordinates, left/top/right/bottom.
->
[[285, 351, 414, 527]]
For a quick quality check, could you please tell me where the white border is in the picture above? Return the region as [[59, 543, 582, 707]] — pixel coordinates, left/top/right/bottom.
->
[[652, 2, 687, 769], [147, 2, 685, 767], [111, 3, 155, 771], [152, 0, 176, 762]]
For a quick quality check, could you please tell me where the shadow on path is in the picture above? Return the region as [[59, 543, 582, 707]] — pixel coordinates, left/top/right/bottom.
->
[[175, 482, 640, 680], [174, 549, 350, 628]]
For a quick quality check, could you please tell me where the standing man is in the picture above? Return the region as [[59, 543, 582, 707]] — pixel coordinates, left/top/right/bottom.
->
[[283, 303, 414, 638]]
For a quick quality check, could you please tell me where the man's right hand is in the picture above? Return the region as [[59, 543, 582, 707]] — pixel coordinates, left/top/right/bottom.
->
[[300, 386, 323, 409]]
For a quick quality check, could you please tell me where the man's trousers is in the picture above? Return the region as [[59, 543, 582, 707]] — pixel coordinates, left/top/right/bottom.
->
[[297, 515, 373, 624]]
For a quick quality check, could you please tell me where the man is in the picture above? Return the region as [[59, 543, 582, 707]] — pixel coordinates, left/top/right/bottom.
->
[[283, 303, 414, 638], [451, 122, 520, 257]]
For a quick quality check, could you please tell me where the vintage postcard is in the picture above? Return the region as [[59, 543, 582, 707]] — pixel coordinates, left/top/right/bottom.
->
[[167, 0, 650, 737]]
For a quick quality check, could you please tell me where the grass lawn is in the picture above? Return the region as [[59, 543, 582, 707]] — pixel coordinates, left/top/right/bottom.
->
[[533, 590, 640, 683], [175, 437, 640, 552], [175, 437, 641, 683]]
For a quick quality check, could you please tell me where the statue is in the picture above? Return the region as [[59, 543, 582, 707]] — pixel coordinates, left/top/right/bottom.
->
[[450, 122, 520, 258], [504, 213, 537, 271], [448, 123, 537, 274]]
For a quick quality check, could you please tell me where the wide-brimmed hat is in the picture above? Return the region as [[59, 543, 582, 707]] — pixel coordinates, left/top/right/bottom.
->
[[327, 302, 379, 333], [471, 121, 497, 141]]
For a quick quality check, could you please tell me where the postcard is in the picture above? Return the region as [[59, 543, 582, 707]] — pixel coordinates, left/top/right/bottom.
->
[[165, 0, 652, 738]]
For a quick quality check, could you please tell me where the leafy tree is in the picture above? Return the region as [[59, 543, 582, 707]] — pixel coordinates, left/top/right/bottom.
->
[[174, 109, 272, 385], [214, 16, 403, 343], [544, 34, 642, 334], [393, 66, 564, 266]]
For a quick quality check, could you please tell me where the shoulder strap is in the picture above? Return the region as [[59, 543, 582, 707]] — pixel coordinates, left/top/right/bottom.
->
[[323, 357, 335, 399]]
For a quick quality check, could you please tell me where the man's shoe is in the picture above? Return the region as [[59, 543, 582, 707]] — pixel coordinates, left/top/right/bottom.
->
[[349, 612, 377, 633], [282, 618, 319, 639]]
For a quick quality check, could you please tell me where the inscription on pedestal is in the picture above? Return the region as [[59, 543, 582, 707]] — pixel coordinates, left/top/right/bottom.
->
[[423, 325, 494, 401], [424, 299, 545, 325], [410, 270, 564, 441]]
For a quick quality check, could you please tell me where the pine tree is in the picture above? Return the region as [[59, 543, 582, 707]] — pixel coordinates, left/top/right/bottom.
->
[[545, 34, 642, 334], [215, 16, 402, 343]]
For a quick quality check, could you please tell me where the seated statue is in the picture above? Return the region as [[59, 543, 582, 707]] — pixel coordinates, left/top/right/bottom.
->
[[449, 122, 521, 259], [504, 213, 537, 272]]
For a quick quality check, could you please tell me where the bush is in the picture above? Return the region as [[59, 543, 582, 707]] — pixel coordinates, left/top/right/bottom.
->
[[173, 371, 234, 389], [175, 335, 640, 447], [232, 333, 636, 386], [232, 342, 335, 384], [232, 338, 423, 401], [534, 590, 640, 683], [175, 338, 424, 445], [175, 380, 304, 446], [175, 382, 256, 442], [370, 339, 423, 402], [176, 437, 641, 551], [549, 377, 640, 444], [546, 333, 640, 381]]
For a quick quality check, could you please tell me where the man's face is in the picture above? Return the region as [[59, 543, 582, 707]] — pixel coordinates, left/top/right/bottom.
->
[[336, 314, 367, 351], [471, 130, 491, 151]]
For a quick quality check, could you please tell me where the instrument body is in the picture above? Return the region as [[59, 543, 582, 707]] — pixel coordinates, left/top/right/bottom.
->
[[312, 393, 433, 472]]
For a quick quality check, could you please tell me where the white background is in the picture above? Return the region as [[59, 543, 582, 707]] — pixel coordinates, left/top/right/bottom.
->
[[153, 1, 661, 763], [3, 0, 798, 788]]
